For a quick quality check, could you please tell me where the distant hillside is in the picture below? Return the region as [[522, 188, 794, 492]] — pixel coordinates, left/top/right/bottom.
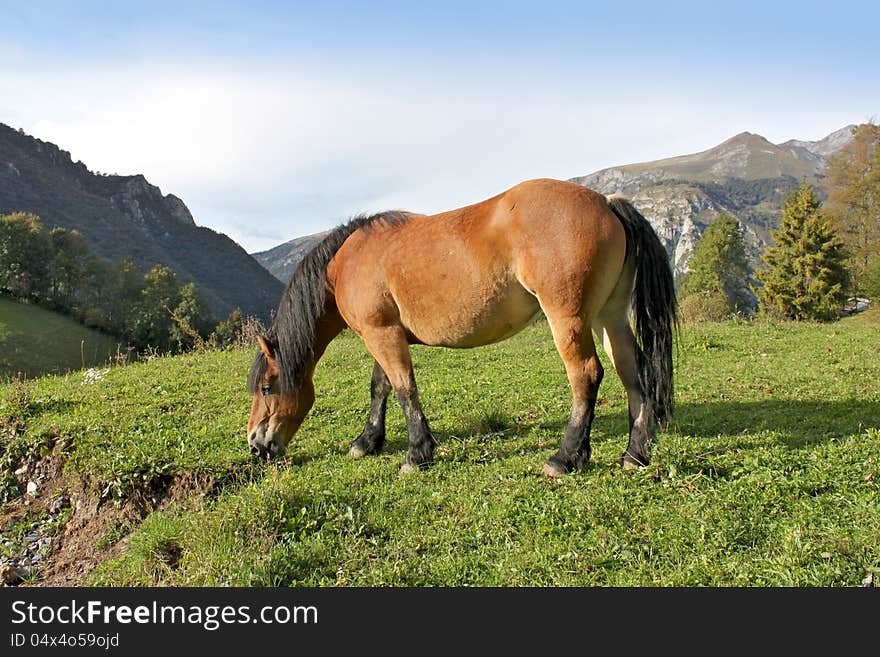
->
[[254, 126, 857, 283], [251, 231, 330, 283], [0, 297, 118, 379], [0, 123, 283, 320], [569, 125, 856, 276]]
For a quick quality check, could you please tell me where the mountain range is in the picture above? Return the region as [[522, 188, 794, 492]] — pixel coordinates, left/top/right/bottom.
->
[[253, 125, 856, 282], [0, 123, 283, 321], [569, 125, 855, 276], [2, 120, 856, 315], [251, 230, 331, 287]]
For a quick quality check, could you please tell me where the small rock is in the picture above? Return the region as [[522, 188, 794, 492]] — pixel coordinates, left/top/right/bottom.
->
[[25, 533, 39, 544], [26, 481, 38, 497], [14, 464, 28, 476], [0, 564, 23, 586], [863, 571, 875, 588]]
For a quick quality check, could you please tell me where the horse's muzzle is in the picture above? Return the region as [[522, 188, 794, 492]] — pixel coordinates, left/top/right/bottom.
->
[[248, 429, 287, 459]]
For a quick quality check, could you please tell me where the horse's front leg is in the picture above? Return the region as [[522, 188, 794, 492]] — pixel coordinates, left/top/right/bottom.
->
[[348, 360, 391, 458], [361, 327, 435, 474]]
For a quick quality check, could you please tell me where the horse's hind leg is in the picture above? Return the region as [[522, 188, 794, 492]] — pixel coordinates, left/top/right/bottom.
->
[[349, 360, 391, 459], [361, 327, 435, 473], [594, 317, 654, 469], [542, 313, 604, 478]]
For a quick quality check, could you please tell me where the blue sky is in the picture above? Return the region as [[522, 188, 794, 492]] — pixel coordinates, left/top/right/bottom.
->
[[1, 1, 878, 252]]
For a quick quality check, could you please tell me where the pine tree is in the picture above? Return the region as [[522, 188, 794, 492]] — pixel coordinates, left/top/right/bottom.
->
[[754, 181, 849, 320], [679, 214, 752, 319]]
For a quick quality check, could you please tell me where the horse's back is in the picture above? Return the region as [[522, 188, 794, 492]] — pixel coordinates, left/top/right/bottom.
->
[[330, 179, 628, 346], [500, 179, 628, 316]]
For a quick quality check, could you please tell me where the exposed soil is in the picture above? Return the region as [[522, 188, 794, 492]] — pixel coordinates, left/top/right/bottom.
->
[[0, 446, 216, 587]]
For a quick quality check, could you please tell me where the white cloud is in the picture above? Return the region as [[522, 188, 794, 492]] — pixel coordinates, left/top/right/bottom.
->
[[1, 60, 871, 253]]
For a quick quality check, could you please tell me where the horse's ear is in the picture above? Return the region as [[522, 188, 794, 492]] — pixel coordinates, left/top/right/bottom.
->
[[257, 334, 276, 363]]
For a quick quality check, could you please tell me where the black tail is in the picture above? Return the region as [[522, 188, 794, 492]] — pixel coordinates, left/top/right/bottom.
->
[[606, 195, 678, 425]]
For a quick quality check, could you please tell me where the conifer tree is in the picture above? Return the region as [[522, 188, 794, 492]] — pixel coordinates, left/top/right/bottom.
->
[[754, 181, 849, 320], [679, 214, 752, 318]]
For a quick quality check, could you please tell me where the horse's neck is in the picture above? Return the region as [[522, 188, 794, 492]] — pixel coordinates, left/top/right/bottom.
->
[[311, 297, 346, 363]]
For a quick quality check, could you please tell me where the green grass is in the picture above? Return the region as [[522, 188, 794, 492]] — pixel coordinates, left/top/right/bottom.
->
[[1, 313, 878, 586], [0, 296, 120, 381]]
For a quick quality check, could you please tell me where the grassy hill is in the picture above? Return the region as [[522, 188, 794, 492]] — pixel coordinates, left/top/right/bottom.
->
[[1, 313, 878, 586], [0, 297, 119, 380]]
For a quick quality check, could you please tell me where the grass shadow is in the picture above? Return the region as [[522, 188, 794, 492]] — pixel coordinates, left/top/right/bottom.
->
[[673, 399, 879, 448], [378, 407, 536, 464], [28, 397, 76, 416], [349, 399, 879, 470], [280, 452, 315, 468]]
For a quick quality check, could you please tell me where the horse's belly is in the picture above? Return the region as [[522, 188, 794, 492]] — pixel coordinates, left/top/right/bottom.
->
[[399, 279, 541, 348]]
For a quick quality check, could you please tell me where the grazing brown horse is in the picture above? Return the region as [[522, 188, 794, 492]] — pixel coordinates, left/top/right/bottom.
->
[[247, 178, 677, 477]]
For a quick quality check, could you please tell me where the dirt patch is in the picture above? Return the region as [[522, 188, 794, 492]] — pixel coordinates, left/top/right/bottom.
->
[[1, 446, 217, 587]]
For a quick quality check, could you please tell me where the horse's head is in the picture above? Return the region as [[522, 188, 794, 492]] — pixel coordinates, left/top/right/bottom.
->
[[246, 335, 315, 459]]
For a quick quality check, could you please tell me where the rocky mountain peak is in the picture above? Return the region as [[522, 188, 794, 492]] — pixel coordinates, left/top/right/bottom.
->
[[779, 124, 856, 158], [567, 124, 855, 278], [723, 131, 771, 146], [109, 173, 195, 230], [250, 124, 858, 288]]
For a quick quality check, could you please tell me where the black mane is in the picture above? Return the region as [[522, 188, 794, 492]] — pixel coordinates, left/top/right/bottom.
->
[[248, 211, 409, 394]]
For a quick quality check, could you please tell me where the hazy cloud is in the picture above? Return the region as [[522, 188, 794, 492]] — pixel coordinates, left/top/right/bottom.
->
[[2, 42, 876, 253]]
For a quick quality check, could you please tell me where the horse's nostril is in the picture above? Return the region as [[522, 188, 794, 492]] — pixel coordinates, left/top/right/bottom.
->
[[250, 444, 262, 456]]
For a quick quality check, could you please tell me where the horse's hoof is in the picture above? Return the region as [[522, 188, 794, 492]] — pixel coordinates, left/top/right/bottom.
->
[[621, 455, 649, 470], [399, 462, 419, 476], [348, 444, 367, 459], [542, 461, 567, 479]]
